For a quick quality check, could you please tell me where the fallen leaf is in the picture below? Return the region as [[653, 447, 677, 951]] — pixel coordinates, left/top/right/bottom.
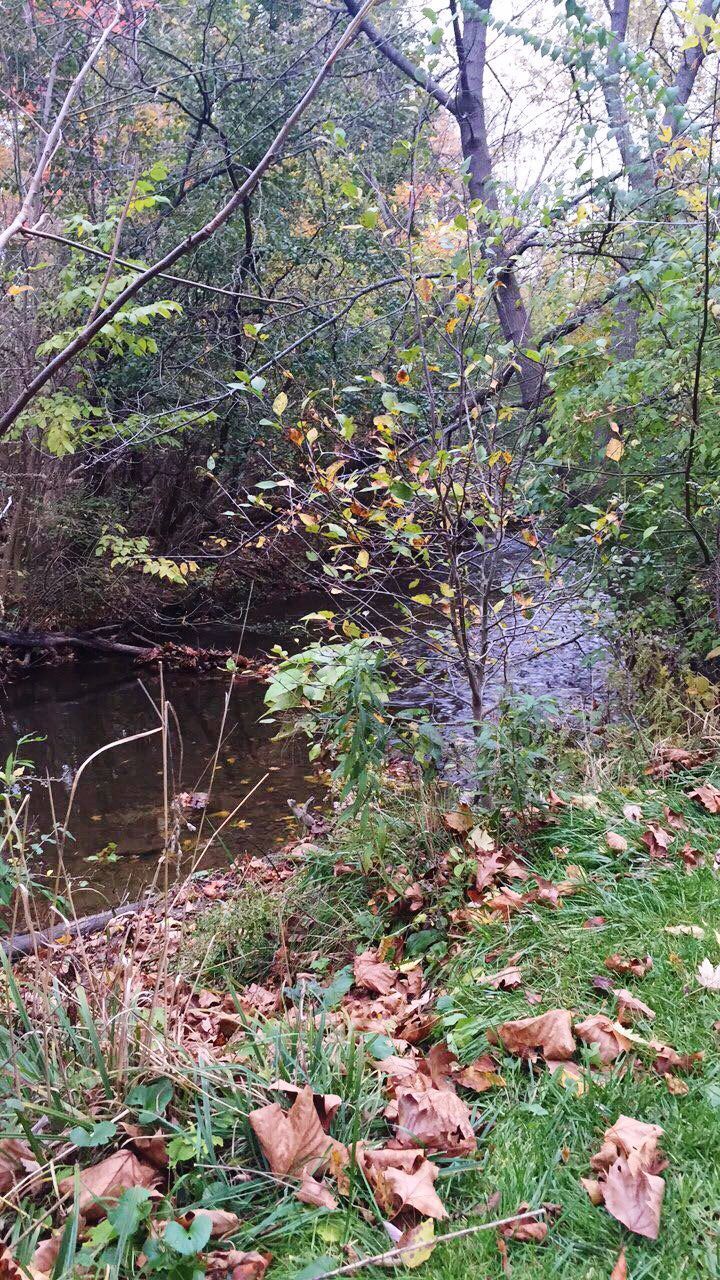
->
[[453, 1056, 506, 1092], [354, 950, 398, 995], [498, 1204, 548, 1243], [646, 745, 710, 777], [584, 916, 606, 929], [264, 1081, 341, 1129], [121, 1124, 168, 1168], [29, 1236, 61, 1277], [688, 782, 720, 814], [605, 831, 628, 853], [478, 965, 522, 990], [391, 1086, 476, 1155], [357, 1147, 447, 1220], [186, 1209, 240, 1238], [0, 1138, 41, 1196], [622, 803, 643, 821], [208, 1251, 271, 1280], [574, 1015, 631, 1063], [649, 1040, 703, 1075], [665, 1075, 689, 1096], [492, 1010, 575, 1061], [249, 1085, 347, 1179], [663, 806, 686, 831], [605, 953, 653, 980], [398, 1218, 435, 1269], [697, 958, 720, 990], [442, 807, 475, 834], [678, 842, 703, 870], [58, 1151, 160, 1222], [295, 1170, 338, 1210], [664, 923, 704, 938], [475, 850, 505, 891], [641, 824, 674, 859], [587, 1114, 666, 1240], [613, 989, 656, 1025]]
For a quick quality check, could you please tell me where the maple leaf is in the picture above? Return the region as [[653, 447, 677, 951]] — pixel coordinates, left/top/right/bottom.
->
[[492, 1010, 575, 1061], [574, 1014, 631, 1063], [353, 949, 398, 995], [249, 1086, 348, 1179], [357, 1147, 447, 1220]]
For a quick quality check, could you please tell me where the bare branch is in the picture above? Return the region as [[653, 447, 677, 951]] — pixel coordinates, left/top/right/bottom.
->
[[341, 0, 456, 113], [0, 0, 380, 438]]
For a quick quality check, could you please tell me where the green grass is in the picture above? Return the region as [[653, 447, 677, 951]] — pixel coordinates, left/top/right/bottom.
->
[[3, 769, 720, 1278]]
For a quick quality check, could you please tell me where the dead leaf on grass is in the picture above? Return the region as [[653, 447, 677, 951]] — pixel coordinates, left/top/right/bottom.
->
[[391, 1086, 476, 1155], [575, 1015, 631, 1063], [0, 1137, 41, 1197], [697, 958, 720, 990], [58, 1151, 160, 1222], [249, 1085, 348, 1179], [478, 965, 522, 990], [205, 1250, 272, 1280], [641, 823, 674, 859], [491, 1010, 576, 1061], [664, 923, 704, 938], [587, 1114, 666, 1239], [353, 949, 398, 995], [622, 803, 643, 822], [688, 782, 720, 814], [357, 1147, 447, 1220], [442, 806, 475, 834], [295, 1170, 338, 1210], [605, 832, 628, 853], [613, 989, 656, 1025], [605, 953, 652, 980]]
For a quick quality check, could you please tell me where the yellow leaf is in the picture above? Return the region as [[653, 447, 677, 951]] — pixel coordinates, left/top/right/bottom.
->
[[416, 277, 433, 303], [411, 593, 432, 606], [605, 436, 624, 462], [7, 284, 34, 296], [396, 368, 410, 385], [356, 549, 369, 568], [445, 316, 459, 334], [272, 391, 288, 416], [401, 1219, 435, 1269]]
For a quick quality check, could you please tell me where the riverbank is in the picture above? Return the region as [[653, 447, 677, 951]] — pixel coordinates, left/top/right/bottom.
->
[[2, 734, 719, 1280]]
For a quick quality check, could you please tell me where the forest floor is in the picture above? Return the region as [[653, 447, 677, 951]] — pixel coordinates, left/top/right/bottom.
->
[[2, 742, 720, 1280]]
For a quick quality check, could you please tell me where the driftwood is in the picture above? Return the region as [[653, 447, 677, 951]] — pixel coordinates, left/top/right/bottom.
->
[[0, 628, 149, 656], [1, 897, 152, 959]]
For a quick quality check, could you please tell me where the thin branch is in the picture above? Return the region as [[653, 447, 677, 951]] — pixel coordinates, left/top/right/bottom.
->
[[0, 0, 380, 438], [341, 0, 456, 113], [0, 4, 121, 256]]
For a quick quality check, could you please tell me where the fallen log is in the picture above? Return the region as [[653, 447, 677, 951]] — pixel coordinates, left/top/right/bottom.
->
[[0, 628, 149, 656], [1, 897, 151, 959]]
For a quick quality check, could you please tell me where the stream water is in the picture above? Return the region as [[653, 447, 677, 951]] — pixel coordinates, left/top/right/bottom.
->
[[0, 642, 315, 913], [0, 570, 608, 912]]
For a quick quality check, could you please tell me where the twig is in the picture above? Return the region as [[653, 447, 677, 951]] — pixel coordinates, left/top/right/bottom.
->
[[303, 1209, 547, 1278]]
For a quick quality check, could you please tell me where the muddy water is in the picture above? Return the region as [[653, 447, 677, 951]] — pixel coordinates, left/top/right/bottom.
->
[[0, 649, 315, 912]]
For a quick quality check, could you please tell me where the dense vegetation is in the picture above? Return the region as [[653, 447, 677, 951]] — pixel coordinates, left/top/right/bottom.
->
[[2, 2, 720, 1279]]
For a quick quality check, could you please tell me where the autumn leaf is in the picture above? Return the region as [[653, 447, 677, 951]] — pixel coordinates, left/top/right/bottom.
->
[[622, 803, 643, 822], [249, 1085, 348, 1179], [574, 1014, 631, 1063], [295, 1169, 338, 1210], [641, 823, 674, 858], [398, 1218, 435, 1269], [586, 1114, 666, 1239], [0, 1138, 41, 1197], [605, 831, 628, 853], [390, 1085, 476, 1155], [697, 958, 720, 990], [610, 1247, 628, 1280], [416, 277, 433, 303], [688, 782, 720, 814], [605, 953, 653, 980], [613, 988, 656, 1025], [272, 391, 288, 416], [353, 949, 398, 995], [442, 806, 475, 834], [491, 1010, 576, 1061], [357, 1146, 447, 1220], [57, 1151, 160, 1222], [605, 435, 624, 461], [396, 368, 410, 385]]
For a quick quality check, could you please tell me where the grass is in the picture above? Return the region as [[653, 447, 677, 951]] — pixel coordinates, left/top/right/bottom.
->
[[2, 761, 720, 1279]]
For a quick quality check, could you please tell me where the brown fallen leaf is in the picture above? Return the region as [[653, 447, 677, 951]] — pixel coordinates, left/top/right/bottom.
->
[[646, 745, 710, 778], [663, 806, 687, 831], [613, 988, 656, 1025], [492, 1010, 576, 1061], [641, 823, 674, 859], [357, 1147, 447, 1220], [205, 1250, 272, 1280], [442, 806, 475, 834], [484, 886, 526, 919], [678, 842, 703, 870], [575, 1015, 631, 1063], [185, 1209, 240, 1239], [688, 781, 720, 814], [58, 1151, 160, 1223], [622, 803, 643, 822], [29, 1235, 61, 1278], [121, 1124, 169, 1168], [0, 1137, 41, 1197], [649, 1040, 703, 1075], [353, 949, 398, 995], [391, 1086, 476, 1155], [605, 953, 653, 980], [587, 1114, 666, 1240], [475, 850, 505, 891], [498, 1210, 547, 1244], [454, 1054, 506, 1093], [478, 965, 522, 990], [295, 1169, 338, 1210], [264, 1081, 341, 1129], [249, 1085, 347, 1179], [605, 831, 628, 853]]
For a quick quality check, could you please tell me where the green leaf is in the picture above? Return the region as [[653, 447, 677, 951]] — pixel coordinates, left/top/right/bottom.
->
[[163, 1214, 212, 1257], [68, 1121, 117, 1148], [293, 1256, 338, 1280]]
